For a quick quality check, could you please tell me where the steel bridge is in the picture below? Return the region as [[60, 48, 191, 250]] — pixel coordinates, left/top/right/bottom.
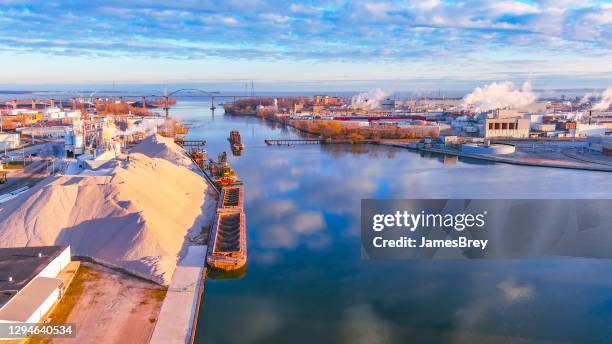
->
[[2, 88, 268, 118]]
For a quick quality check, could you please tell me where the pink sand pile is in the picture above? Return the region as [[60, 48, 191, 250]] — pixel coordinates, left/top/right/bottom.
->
[[0, 135, 214, 285]]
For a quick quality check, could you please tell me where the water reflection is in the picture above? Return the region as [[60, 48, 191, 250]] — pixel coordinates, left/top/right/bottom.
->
[[171, 100, 612, 343]]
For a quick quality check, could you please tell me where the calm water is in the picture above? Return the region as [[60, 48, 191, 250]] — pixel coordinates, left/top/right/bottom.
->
[[171, 100, 612, 343]]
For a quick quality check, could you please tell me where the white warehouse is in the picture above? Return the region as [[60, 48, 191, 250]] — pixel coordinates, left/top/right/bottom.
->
[[0, 246, 72, 325]]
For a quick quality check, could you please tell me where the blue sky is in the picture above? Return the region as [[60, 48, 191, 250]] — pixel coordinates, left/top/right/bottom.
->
[[0, 0, 610, 91]]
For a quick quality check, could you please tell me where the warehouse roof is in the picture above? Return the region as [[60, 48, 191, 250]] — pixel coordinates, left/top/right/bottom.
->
[[0, 246, 66, 308], [0, 276, 63, 322]]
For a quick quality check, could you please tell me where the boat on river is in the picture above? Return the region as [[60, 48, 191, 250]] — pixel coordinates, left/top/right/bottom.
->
[[228, 130, 244, 151], [217, 185, 244, 212], [208, 185, 246, 271]]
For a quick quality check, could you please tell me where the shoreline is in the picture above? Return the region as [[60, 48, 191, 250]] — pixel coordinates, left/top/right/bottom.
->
[[229, 114, 612, 172], [227, 112, 611, 172], [379, 142, 612, 172]]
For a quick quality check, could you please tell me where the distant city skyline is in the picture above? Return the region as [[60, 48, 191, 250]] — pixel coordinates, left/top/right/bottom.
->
[[0, 1, 610, 90]]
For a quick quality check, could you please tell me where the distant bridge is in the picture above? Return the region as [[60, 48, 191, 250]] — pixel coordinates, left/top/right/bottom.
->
[[2, 88, 269, 118]]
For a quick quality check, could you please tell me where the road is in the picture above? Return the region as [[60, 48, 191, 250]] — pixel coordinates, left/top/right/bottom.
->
[[0, 140, 65, 194]]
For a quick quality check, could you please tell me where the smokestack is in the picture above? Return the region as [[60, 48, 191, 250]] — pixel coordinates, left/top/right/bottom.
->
[[589, 110, 592, 125]]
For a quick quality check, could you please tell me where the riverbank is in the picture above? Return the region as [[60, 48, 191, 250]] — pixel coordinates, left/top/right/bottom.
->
[[230, 112, 611, 172], [380, 142, 612, 172]]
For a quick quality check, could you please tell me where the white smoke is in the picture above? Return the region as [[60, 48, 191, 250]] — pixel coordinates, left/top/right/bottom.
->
[[579, 91, 597, 105], [462, 81, 537, 111], [592, 86, 612, 111], [115, 117, 166, 136], [351, 89, 391, 110]]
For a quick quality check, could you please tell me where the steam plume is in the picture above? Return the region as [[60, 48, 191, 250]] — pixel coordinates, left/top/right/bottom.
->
[[462, 81, 537, 111], [592, 86, 612, 111], [115, 117, 166, 136], [351, 89, 391, 110]]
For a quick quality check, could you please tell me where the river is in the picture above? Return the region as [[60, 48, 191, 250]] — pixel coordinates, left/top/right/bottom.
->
[[171, 99, 612, 343]]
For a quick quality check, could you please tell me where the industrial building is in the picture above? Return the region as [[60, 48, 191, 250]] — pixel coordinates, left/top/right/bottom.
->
[[0, 133, 20, 150], [484, 117, 530, 138], [0, 246, 72, 324]]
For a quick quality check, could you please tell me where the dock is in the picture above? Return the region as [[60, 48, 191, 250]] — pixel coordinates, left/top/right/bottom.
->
[[149, 245, 207, 344], [265, 139, 322, 145], [264, 138, 378, 145]]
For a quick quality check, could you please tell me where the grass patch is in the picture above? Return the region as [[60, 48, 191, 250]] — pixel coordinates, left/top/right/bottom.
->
[[2, 161, 32, 170], [147, 288, 167, 303]]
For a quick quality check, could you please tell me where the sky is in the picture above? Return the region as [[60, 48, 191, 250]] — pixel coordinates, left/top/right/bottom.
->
[[0, 0, 611, 91]]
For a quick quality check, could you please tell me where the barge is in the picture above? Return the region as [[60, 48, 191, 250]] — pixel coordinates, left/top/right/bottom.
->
[[217, 185, 244, 212], [207, 211, 246, 270], [208, 185, 246, 271], [229, 130, 244, 151]]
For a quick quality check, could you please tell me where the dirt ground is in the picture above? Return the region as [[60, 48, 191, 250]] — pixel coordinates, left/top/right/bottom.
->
[[26, 262, 166, 344]]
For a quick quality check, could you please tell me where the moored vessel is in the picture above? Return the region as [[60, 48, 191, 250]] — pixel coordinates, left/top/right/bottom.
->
[[228, 130, 244, 151], [207, 210, 246, 270]]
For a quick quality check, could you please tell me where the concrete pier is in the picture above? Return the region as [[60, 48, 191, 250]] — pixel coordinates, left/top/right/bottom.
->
[[149, 245, 207, 344]]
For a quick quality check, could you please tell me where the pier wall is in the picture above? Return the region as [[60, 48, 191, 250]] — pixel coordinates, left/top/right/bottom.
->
[[149, 245, 207, 344]]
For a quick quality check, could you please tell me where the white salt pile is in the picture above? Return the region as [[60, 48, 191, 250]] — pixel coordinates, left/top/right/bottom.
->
[[131, 134, 195, 168], [0, 134, 215, 285]]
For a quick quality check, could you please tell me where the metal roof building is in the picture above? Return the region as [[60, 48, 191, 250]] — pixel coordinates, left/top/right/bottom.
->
[[0, 246, 71, 324]]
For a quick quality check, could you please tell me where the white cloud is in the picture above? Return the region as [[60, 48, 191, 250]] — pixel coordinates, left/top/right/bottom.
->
[[497, 279, 534, 302], [260, 13, 290, 23], [220, 16, 239, 26], [289, 3, 319, 14], [364, 2, 392, 19], [489, 1, 540, 15], [293, 212, 325, 234], [340, 304, 395, 344], [584, 9, 612, 25], [415, 0, 440, 11]]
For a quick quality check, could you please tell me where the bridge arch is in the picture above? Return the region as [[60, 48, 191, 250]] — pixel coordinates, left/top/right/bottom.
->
[[162, 89, 221, 116], [166, 88, 219, 97]]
